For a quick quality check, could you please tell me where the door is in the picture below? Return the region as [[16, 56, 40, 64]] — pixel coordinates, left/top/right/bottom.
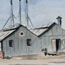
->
[[51, 40, 56, 53], [51, 39, 61, 53]]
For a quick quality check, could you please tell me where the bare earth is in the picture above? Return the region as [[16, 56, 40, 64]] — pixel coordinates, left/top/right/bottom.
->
[[0, 55, 65, 65]]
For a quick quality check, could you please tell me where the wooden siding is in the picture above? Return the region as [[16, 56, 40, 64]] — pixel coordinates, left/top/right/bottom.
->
[[2, 24, 65, 57], [40, 25, 65, 53], [2, 26, 40, 57]]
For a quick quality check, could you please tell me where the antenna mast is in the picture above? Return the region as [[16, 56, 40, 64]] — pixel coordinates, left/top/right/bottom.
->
[[25, 0, 33, 27], [19, 0, 22, 24], [25, 0, 29, 26], [10, 0, 14, 26]]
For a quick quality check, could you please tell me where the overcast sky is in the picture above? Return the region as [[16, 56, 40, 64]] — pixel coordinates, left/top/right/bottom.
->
[[0, 0, 65, 29]]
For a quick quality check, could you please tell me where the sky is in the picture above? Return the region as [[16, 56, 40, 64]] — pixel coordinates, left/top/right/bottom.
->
[[0, 0, 65, 29]]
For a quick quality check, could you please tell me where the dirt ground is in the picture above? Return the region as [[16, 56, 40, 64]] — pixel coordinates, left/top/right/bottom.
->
[[0, 55, 65, 65]]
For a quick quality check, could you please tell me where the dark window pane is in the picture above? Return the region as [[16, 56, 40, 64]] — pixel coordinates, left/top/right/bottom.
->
[[9, 40, 13, 47], [26, 39, 31, 46], [20, 32, 23, 35]]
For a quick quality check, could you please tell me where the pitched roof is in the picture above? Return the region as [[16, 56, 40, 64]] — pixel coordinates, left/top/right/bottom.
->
[[0, 24, 23, 41], [0, 30, 15, 41], [0, 24, 37, 42], [0, 22, 57, 42], [30, 22, 56, 37]]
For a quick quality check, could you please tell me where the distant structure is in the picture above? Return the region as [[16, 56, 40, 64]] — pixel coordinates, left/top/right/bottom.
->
[[10, 0, 14, 27], [19, 0, 22, 24], [0, 0, 65, 58]]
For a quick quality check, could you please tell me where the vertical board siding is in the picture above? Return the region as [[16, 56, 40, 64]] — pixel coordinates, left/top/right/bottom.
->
[[3, 26, 40, 57], [2, 24, 65, 57], [40, 25, 65, 53]]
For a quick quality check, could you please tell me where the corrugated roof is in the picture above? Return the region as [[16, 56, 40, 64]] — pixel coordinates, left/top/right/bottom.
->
[[0, 24, 24, 41], [30, 22, 56, 36], [30, 28, 47, 36], [0, 24, 27, 41], [30, 23, 52, 36], [0, 30, 15, 41], [0, 23, 56, 41]]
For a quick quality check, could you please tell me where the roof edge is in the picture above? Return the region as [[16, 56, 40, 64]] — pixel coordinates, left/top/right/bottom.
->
[[38, 22, 57, 37]]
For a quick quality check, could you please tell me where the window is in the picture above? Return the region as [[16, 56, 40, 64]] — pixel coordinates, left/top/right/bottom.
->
[[26, 39, 31, 46], [9, 40, 13, 47], [20, 32, 24, 35], [19, 31, 24, 37]]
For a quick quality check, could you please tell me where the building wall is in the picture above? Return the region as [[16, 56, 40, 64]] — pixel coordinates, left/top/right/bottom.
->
[[3, 26, 40, 57], [2, 24, 65, 57], [40, 24, 65, 53]]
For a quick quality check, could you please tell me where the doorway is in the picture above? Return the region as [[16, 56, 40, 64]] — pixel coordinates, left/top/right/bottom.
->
[[51, 39, 61, 52], [56, 39, 61, 52]]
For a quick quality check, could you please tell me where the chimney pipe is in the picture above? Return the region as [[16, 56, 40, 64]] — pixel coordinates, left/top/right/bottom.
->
[[56, 16, 62, 26]]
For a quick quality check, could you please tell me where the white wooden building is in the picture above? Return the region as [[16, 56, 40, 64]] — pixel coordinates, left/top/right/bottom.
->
[[0, 16, 65, 58]]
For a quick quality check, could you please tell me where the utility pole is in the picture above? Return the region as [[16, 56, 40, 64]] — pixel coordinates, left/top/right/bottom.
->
[[19, 0, 22, 24], [10, 0, 14, 27]]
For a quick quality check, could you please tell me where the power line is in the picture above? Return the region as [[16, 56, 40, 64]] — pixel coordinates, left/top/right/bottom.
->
[[28, 16, 33, 27], [2, 16, 11, 30], [25, 0, 33, 27]]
